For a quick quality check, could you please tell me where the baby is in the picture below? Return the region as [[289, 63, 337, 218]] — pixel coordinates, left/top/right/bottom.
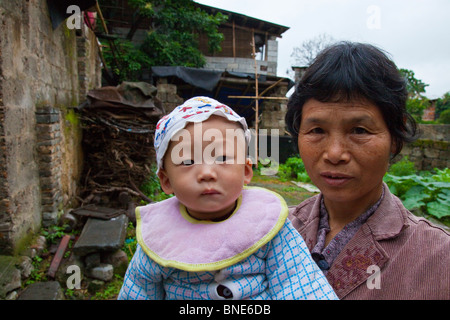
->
[[118, 97, 337, 300]]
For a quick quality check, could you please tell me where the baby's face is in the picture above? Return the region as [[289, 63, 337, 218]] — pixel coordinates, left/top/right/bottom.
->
[[158, 116, 253, 221]]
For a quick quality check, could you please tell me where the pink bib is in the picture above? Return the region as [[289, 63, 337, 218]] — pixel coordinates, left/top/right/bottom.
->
[[136, 186, 288, 271]]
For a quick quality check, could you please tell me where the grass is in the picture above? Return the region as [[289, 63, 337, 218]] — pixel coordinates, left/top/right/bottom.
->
[[249, 170, 317, 206]]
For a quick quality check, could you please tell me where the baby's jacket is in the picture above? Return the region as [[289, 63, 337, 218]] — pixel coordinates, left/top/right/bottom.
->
[[118, 187, 337, 300]]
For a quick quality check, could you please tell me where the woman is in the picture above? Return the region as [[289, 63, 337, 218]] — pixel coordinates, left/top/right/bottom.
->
[[286, 42, 450, 299]]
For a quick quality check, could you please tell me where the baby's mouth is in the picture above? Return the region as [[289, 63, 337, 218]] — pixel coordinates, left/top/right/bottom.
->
[[201, 189, 220, 195]]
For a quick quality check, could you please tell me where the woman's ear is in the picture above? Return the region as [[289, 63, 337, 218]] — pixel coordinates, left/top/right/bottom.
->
[[390, 139, 398, 157], [243, 158, 253, 185], [157, 169, 174, 195]]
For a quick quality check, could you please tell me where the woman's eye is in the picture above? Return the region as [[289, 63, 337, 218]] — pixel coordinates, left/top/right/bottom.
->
[[309, 127, 324, 134], [352, 127, 369, 134]]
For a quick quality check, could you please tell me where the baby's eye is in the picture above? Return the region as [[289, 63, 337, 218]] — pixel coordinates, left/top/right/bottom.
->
[[181, 159, 195, 166], [215, 156, 228, 164]]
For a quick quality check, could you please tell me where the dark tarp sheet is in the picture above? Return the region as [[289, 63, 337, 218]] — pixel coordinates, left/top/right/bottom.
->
[[151, 66, 222, 92], [150, 66, 276, 92]]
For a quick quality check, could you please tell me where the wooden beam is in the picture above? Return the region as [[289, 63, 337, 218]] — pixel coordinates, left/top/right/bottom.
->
[[228, 96, 288, 100], [47, 235, 71, 279], [252, 29, 259, 165], [220, 77, 289, 86], [259, 78, 285, 97], [232, 21, 236, 58]]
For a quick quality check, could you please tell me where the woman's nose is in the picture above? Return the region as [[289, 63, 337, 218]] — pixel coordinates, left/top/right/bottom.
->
[[324, 135, 351, 164]]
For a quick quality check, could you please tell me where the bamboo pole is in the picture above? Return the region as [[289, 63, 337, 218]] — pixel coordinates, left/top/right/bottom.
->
[[252, 29, 259, 166], [227, 96, 288, 100]]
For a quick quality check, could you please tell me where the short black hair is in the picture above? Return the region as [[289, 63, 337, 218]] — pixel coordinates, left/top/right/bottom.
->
[[285, 41, 417, 156]]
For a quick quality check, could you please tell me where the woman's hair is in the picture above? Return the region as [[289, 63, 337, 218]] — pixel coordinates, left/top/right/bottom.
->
[[285, 41, 417, 156]]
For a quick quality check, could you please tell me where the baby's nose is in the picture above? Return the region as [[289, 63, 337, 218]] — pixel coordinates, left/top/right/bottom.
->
[[197, 164, 218, 182]]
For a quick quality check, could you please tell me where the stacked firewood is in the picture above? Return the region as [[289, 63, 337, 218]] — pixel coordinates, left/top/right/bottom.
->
[[78, 82, 164, 205]]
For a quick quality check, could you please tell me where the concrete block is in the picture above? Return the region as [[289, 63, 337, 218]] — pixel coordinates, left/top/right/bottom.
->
[[73, 215, 128, 256]]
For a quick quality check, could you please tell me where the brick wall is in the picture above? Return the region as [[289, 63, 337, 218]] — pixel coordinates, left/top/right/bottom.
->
[[0, 0, 101, 254], [35, 106, 63, 227]]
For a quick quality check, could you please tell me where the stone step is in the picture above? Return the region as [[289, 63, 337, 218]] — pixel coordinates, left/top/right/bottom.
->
[[17, 281, 64, 300], [73, 214, 128, 256]]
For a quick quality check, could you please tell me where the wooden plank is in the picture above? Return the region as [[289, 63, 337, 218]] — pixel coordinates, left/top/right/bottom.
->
[[228, 96, 288, 100], [47, 235, 71, 279]]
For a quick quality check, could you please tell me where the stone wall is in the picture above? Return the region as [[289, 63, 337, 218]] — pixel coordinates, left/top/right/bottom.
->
[[396, 124, 449, 171], [205, 57, 278, 76], [0, 0, 101, 254], [204, 36, 279, 76], [155, 79, 184, 113]]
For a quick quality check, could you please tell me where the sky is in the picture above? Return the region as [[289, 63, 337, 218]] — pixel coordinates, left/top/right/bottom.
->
[[195, 0, 450, 99]]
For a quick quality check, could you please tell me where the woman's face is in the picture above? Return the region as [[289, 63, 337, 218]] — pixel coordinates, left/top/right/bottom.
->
[[298, 98, 394, 211]]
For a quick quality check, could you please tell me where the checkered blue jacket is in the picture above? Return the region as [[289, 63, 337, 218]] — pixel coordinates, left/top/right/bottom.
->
[[118, 219, 338, 300]]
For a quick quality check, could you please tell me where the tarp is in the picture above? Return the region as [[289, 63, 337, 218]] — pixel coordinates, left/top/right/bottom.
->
[[151, 66, 223, 92], [80, 82, 162, 111], [150, 66, 275, 92]]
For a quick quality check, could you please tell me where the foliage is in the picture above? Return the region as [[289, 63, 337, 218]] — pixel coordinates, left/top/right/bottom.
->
[[399, 68, 429, 98], [384, 166, 450, 221], [101, 39, 152, 83], [406, 97, 429, 122], [388, 157, 417, 177], [130, 0, 226, 67], [25, 255, 49, 286], [40, 224, 69, 244], [435, 92, 450, 120], [437, 109, 450, 124], [124, 222, 137, 261], [398, 68, 431, 122], [91, 274, 124, 300], [277, 156, 311, 183], [140, 164, 173, 202]]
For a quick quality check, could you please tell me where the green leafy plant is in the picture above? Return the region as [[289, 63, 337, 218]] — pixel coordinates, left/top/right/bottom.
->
[[100, 39, 152, 83], [140, 165, 173, 202], [40, 224, 69, 244], [437, 109, 450, 124], [435, 91, 450, 120], [24, 255, 48, 286], [388, 156, 417, 177], [384, 167, 450, 221], [91, 274, 124, 300], [277, 156, 311, 183]]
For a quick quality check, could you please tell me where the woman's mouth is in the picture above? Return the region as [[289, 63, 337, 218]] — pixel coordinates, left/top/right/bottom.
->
[[320, 172, 353, 186]]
